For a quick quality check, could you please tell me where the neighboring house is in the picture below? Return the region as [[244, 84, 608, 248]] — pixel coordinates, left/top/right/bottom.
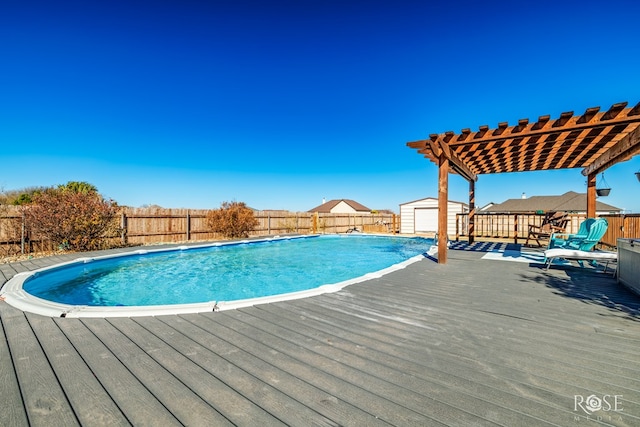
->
[[308, 199, 372, 214], [399, 197, 468, 236], [483, 191, 621, 214], [479, 202, 495, 212]]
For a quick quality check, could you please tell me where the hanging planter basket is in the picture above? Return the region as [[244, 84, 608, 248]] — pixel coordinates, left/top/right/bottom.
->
[[596, 173, 611, 197]]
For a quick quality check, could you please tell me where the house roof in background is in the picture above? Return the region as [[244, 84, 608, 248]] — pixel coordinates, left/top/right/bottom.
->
[[484, 191, 621, 213], [308, 199, 371, 213]]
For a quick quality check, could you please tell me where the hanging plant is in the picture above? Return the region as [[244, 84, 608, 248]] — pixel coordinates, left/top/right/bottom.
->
[[596, 173, 611, 197]]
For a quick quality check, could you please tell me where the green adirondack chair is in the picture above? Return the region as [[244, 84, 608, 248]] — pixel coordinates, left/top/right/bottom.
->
[[545, 218, 610, 268], [548, 218, 608, 251]]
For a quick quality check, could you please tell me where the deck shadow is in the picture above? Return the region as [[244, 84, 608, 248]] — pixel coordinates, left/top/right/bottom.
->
[[525, 265, 640, 321], [450, 241, 639, 321], [449, 241, 522, 252]]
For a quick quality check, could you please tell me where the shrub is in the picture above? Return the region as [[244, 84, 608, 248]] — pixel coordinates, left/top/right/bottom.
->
[[22, 182, 120, 251], [206, 201, 258, 239], [58, 181, 98, 194]]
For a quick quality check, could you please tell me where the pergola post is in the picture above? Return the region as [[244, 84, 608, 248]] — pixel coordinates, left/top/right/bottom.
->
[[468, 179, 475, 244], [587, 173, 597, 218], [438, 155, 449, 263]]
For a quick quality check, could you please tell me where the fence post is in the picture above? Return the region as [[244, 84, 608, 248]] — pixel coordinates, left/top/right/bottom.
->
[[186, 210, 191, 241], [513, 214, 519, 244], [21, 211, 26, 254], [120, 211, 128, 245]]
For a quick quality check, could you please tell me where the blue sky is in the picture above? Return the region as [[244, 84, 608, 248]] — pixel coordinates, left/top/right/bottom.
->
[[2, 0, 640, 213]]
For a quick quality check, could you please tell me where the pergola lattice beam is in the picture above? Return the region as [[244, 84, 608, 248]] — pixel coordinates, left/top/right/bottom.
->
[[407, 101, 640, 176], [582, 123, 640, 176], [409, 136, 478, 182], [444, 102, 635, 147]]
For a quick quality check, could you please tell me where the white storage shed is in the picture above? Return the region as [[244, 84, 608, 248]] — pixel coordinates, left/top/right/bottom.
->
[[400, 197, 468, 236]]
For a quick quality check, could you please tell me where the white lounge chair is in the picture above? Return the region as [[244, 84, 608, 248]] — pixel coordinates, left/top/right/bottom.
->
[[543, 248, 617, 274]]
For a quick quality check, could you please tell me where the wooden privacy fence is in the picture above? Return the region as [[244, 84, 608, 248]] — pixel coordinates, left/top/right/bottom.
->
[[600, 214, 640, 248], [455, 212, 640, 248], [4, 205, 636, 256], [456, 213, 585, 242], [0, 207, 398, 256], [120, 208, 397, 245]]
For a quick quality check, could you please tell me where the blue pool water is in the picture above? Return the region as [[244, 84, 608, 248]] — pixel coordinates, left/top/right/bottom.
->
[[23, 235, 433, 307]]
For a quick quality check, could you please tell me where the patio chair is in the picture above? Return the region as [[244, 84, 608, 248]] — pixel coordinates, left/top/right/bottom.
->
[[543, 247, 617, 274], [525, 211, 569, 247], [547, 218, 606, 251], [543, 218, 614, 271]]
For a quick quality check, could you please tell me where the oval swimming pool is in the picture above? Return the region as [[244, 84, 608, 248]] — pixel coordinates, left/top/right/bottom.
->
[[1, 234, 434, 317]]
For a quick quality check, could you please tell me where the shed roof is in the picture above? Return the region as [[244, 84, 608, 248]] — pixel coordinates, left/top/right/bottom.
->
[[400, 197, 468, 207], [483, 191, 621, 213], [308, 199, 371, 213]]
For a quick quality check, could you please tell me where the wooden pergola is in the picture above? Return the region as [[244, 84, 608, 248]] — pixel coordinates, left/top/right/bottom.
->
[[407, 101, 640, 263]]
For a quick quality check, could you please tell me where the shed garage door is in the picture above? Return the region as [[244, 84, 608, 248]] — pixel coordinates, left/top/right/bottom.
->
[[414, 208, 438, 233]]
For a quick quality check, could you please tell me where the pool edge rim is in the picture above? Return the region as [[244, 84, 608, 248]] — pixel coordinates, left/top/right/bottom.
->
[[1, 234, 434, 318]]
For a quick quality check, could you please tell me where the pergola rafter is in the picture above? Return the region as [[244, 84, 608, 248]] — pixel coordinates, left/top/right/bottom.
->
[[408, 101, 640, 263]]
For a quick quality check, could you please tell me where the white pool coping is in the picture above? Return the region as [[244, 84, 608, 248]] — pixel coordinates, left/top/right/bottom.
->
[[1, 234, 435, 318]]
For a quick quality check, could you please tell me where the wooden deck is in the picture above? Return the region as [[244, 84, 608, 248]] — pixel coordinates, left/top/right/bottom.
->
[[1, 242, 639, 426]]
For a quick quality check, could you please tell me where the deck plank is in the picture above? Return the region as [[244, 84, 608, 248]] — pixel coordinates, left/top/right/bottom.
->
[[234, 302, 566, 426], [105, 316, 277, 426], [134, 315, 343, 427], [1, 304, 79, 427], [204, 310, 454, 426], [272, 296, 636, 423], [250, 301, 573, 425], [310, 291, 640, 381], [0, 304, 30, 427], [54, 317, 182, 427], [25, 313, 131, 426], [304, 290, 640, 397], [164, 313, 393, 427]]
